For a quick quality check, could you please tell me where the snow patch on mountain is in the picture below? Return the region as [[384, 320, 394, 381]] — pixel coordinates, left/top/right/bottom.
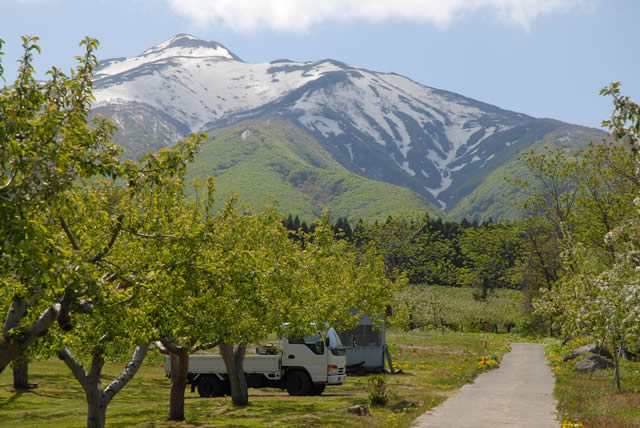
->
[[96, 35, 236, 79], [346, 143, 354, 161], [391, 153, 416, 176], [92, 35, 540, 209], [297, 113, 343, 138]]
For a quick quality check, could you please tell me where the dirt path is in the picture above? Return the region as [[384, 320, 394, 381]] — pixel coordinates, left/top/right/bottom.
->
[[411, 342, 559, 428]]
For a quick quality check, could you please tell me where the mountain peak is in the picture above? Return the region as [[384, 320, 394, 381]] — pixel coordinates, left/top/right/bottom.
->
[[95, 34, 242, 78], [141, 34, 242, 61]]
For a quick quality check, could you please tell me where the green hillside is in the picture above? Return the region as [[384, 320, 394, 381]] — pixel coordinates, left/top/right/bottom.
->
[[186, 119, 445, 222], [450, 124, 607, 221]]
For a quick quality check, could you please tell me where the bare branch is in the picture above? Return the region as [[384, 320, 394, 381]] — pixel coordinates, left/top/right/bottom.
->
[[160, 339, 185, 355], [0, 303, 61, 372], [3, 299, 29, 337], [28, 302, 61, 339], [193, 341, 219, 353], [129, 230, 178, 239], [103, 343, 149, 404], [100, 272, 119, 283], [154, 341, 169, 355], [99, 259, 123, 271], [58, 346, 88, 392], [59, 216, 80, 251], [98, 334, 112, 345], [56, 287, 77, 331], [0, 171, 17, 191], [74, 299, 93, 314], [89, 214, 124, 263], [114, 279, 135, 291]]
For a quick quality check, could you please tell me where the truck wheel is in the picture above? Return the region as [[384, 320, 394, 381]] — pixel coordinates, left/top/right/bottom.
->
[[197, 375, 224, 398], [286, 370, 312, 396], [310, 383, 326, 395]]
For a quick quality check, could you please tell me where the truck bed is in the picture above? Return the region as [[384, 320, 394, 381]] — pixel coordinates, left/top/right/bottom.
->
[[165, 354, 281, 376]]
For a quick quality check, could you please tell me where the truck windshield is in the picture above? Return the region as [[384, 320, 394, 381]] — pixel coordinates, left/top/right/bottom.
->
[[293, 328, 343, 347], [302, 333, 322, 344], [326, 328, 343, 348]]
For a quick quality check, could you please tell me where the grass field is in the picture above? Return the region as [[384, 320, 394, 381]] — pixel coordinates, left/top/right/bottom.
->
[[0, 330, 512, 427], [544, 338, 640, 428]]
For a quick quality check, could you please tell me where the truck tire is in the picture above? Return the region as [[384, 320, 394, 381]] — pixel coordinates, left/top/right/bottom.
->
[[197, 375, 224, 398], [285, 370, 312, 396], [310, 383, 326, 395]]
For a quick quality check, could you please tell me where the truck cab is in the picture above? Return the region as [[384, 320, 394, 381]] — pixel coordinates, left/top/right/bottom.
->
[[281, 327, 347, 394]]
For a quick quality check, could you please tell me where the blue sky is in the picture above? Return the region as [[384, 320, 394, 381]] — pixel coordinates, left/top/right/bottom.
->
[[1, 0, 638, 129]]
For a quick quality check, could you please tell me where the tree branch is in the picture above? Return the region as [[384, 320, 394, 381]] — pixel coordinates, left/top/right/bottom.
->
[[155, 341, 170, 355], [0, 303, 61, 372], [3, 299, 29, 337], [103, 343, 149, 404], [56, 286, 77, 331], [98, 333, 112, 345], [58, 346, 88, 392], [193, 341, 219, 353], [87, 349, 106, 394], [0, 171, 17, 191], [59, 216, 80, 251], [126, 229, 178, 240], [3, 285, 44, 337], [74, 299, 93, 314], [89, 214, 124, 263], [159, 338, 184, 355]]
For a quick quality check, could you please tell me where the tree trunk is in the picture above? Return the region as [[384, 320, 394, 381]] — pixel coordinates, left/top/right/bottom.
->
[[59, 343, 148, 428], [168, 349, 189, 421], [86, 388, 108, 428], [12, 353, 29, 389], [612, 344, 622, 392], [219, 343, 248, 406]]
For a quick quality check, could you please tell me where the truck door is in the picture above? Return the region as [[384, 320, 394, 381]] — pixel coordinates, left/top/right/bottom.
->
[[284, 334, 327, 383]]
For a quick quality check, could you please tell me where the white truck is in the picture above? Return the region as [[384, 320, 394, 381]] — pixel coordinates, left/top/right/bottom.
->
[[166, 328, 347, 397]]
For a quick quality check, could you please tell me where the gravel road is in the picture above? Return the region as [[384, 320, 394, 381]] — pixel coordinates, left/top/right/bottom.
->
[[411, 342, 559, 428]]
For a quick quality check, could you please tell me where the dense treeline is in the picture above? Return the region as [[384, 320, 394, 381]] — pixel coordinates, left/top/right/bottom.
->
[[283, 212, 520, 297]]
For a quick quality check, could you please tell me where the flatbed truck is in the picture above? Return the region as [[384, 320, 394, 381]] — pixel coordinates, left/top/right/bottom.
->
[[165, 328, 347, 397]]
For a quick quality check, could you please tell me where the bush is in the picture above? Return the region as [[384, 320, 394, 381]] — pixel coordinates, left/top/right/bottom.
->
[[367, 375, 396, 407]]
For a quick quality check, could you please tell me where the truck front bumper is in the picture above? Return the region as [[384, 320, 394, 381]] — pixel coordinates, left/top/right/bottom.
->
[[327, 374, 346, 385]]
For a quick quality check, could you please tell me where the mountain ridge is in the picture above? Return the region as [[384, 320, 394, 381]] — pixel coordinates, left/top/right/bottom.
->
[[91, 34, 607, 219]]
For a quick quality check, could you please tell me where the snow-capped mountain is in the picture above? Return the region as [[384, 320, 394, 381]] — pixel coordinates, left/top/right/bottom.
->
[[93, 34, 602, 211]]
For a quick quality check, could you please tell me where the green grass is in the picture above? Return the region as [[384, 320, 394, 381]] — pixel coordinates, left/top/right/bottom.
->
[[185, 118, 444, 223], [543, 338, 640, 428], [0, 330, 513, 427]]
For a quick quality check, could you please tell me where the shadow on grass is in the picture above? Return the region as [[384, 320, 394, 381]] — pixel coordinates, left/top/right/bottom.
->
[[184, 391, 356, 401], [0, 390, 23, 408], [108, 407, 169, 427]]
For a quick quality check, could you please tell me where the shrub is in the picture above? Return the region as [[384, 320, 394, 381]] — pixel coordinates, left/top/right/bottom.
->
[[367, 375, 397, 407]]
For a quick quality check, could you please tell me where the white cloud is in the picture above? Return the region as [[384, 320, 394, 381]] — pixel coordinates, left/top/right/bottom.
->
[[166, 0, 594, 32]]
